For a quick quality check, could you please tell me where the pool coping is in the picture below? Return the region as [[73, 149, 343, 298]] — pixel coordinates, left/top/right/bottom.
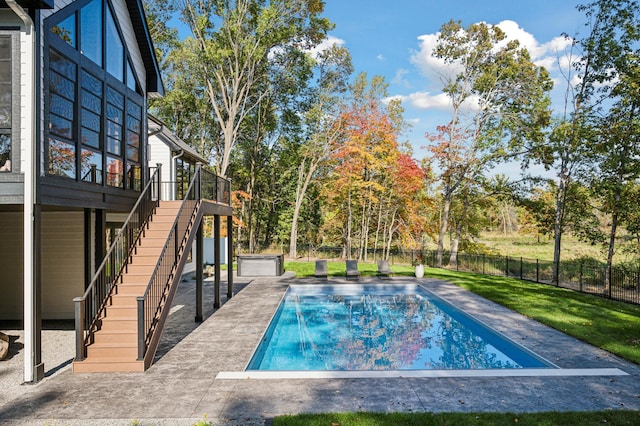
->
[[217, 367, 629, 380]]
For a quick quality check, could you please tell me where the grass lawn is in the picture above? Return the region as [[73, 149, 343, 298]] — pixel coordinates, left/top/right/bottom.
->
[[274, 411, 640, 425]]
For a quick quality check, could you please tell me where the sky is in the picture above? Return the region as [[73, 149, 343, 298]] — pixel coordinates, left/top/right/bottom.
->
[[320, 0, 587, 175]]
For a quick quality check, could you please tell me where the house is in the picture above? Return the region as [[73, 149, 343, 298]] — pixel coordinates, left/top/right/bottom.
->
[[0, 0, 233, 381]]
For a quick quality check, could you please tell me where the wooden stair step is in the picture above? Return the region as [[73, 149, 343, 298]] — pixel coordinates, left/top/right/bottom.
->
[[92, 330, 137, 344], [97, 318, 137, 331], [73, 358, 144, 373], [87, 342, 138, 358]]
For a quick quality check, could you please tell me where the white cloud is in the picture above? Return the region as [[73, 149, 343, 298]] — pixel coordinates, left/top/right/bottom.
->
[[396, 91, 452, 110], [392, 68, 411, 87], [409, 33, 458, 88], [377, 54, 386, 61], [307, 35, 346, 60]]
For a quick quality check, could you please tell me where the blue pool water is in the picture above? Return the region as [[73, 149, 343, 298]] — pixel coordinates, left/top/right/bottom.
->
[[247, 284, 553, 371]]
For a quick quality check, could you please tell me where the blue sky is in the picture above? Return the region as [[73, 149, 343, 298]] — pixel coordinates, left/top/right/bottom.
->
[[321, 0, 586, 170]]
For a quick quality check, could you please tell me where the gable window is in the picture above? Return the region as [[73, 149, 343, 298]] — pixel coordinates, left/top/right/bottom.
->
[[45, 0, 144, 189], [0, 35, 12, 172]]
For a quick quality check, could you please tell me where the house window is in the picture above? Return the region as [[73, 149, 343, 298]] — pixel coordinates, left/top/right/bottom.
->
[[0, 35, 12, 172], [45, 0, 145, 189], [80, 0, 102, 67]]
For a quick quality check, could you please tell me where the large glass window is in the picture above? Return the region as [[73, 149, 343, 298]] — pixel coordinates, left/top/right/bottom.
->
[[81, 149, 102, 184], [0, 35, 11, 172], [48, 139, 76, 178], [45, 0, 145, 190], [105, 6, 124, 81], [51, 14, 76, 48], [80, 0, 102, 66], [106, 86, 123, 158], [49, 50, 76, 140]]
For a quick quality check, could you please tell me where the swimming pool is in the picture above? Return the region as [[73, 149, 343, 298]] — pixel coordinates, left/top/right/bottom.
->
[[247, 284, 554, 371]]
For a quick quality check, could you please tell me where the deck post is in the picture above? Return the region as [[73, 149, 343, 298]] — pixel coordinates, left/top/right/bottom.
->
[[214, 215, 221, 309], [73, 297, 85, 361], [227, 215, 234, 299], [137, 297, 145, 361], [195, 221, 204, 322]]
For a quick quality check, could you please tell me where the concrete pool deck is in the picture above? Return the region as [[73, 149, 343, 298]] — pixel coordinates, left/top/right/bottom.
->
[[1, 272, 640, 425]]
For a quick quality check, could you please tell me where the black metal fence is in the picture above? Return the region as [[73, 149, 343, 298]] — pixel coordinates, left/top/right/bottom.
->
[[300, 245, 640, 305]]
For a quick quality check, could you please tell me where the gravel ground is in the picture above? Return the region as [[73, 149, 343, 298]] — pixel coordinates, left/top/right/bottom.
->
[[0, 321, 75, 408]]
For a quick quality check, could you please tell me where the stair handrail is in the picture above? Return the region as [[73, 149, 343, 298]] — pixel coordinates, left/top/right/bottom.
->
[[136, 165, 202, 362], [73, 166, 162, 361]]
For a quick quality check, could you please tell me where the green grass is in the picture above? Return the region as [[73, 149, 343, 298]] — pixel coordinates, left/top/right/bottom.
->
[[274, 411, 640, 425], [477, 231, 608, 264]]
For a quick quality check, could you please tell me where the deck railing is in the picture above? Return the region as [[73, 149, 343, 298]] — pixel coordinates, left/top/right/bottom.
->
[[74, 167, 162, 361]]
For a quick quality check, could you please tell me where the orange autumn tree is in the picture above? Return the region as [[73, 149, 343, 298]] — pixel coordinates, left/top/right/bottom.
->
[[320, 73, 427, 260]]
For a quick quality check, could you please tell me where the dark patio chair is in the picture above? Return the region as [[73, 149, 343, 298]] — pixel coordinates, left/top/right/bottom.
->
[[346, 259, 360, 280], [315, 259, 328, 279]]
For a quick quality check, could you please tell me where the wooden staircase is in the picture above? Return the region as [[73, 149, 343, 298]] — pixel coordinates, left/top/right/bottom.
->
[[73, 201, 185, 373]]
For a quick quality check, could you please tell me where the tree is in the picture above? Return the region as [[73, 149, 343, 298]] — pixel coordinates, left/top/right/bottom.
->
[[428, 20, 553, 267], [576, 0, 640, 288], [288, 44, 353, 259], [320, 73, 422, 260], [176, 0, 332, 176]]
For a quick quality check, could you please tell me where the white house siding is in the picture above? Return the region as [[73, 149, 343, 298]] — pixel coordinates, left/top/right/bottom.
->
[[0, 212, 24, 319], [148, 134, 174, 200]]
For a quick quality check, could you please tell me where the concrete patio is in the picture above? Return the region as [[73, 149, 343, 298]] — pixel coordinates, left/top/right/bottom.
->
[[1, 271, 639, 425]]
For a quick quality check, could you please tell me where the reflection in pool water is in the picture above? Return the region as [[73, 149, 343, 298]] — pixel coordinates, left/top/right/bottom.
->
[[248, 284, 552, 371]]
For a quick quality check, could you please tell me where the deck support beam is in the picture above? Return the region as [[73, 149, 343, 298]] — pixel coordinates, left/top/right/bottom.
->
[[214, 215, 221, 309], [227, 215, 233, 298], [195, 220, 204, 322]]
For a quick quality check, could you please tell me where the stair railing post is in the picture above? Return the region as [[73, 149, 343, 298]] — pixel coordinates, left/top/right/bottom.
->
[[137, 296, 145, 361], [73, 297, 85, 361], [196, 163, 202, 201], [156, 163, 162, 201]]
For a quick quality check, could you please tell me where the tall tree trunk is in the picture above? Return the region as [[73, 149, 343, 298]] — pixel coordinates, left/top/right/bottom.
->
[[450, 222, 461, 268], [552, 174, 567, 285], [385, 208, 397, 262], [437, 194, 451, 268], [373, 200, 384, 260], [289, 159, 316, 259], [606, 210, 618, 292], [346, 187, 353, 259]]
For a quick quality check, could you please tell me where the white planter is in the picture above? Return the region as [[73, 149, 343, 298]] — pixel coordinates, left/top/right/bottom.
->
[[414, 264, 424, 278]]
